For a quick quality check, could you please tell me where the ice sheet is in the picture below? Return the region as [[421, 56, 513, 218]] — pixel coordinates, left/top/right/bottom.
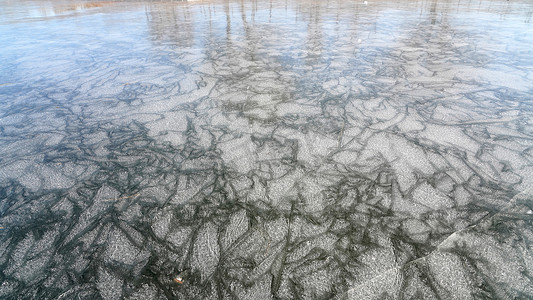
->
[[1, 0, 532, 298]]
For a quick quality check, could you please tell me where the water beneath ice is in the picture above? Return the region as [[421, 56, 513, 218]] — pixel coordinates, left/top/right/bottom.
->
[[1, 0, 533, 299]]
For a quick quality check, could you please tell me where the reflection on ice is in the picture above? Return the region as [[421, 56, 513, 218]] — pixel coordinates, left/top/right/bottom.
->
[[1, 0, 533, 299]]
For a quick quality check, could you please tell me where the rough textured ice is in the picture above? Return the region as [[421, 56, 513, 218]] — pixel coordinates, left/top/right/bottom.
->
[[97, 267, 123, 300], [1, 0, 532, 298]]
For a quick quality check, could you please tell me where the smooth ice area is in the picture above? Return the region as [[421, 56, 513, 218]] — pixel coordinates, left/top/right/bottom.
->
[[1, 0, 533, 299]]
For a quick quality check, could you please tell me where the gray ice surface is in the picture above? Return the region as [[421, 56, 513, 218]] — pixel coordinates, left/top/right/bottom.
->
[[0, 0, 533, 299]]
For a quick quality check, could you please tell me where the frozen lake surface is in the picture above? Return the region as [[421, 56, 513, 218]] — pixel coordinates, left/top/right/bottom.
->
[[1, 0, 533, 298]]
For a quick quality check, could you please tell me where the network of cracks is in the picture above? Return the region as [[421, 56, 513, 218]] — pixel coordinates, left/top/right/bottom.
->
[[1, 0, 533, 299]]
